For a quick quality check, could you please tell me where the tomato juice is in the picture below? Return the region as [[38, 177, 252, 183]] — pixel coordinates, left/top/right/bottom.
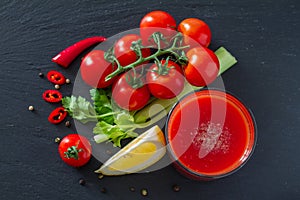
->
[[165, 89, 256, 180]]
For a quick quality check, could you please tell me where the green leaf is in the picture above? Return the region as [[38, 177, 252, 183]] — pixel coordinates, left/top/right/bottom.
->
[[94, 134, 109, 143], [90, 89, 114, 124], [115, 112, 135, 126], [62, 96, 97, 124], [111, 100, 136, 128], [93, 121, 138, 147], [90, 89, 111, 109]]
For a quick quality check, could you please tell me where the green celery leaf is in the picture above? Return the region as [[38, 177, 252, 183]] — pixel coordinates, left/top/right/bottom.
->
[[94, 134, 109, 143], [62, 96, 97, 124], [93, 121, 138, 147], [111, 100, 135, 128], [90, 89, 114, 124]]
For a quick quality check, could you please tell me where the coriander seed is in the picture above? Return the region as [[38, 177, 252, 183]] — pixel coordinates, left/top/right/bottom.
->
[[141, 188, 148, 196], [54, 84, 60, 89], [98, 174, 104, 179], [54, 137, 61, 143], [28, 105, 34, 111], [66, 79, 71, 84], [129, 187, 135, 192]]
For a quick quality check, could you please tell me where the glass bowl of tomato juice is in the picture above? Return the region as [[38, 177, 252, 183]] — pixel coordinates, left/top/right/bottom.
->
[[165, 89, 257, 180]]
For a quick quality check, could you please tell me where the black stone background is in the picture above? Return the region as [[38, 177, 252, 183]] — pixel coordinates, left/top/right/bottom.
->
[[0, 0, 299, 199]]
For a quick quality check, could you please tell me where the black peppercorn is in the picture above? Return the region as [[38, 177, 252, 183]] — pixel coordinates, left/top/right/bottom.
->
[[101, 187, 107, 193], [172, 184, 181, 192], [39, 72, 44, 78], [79, 178, 86, 186], [65, 121, 71, 127]]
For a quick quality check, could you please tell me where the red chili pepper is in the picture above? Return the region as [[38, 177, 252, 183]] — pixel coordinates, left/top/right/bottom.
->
[[52, 36, 107, 68], [42, 90, 63, 103], [48, 107, 67, 124], [47, 70, 66, 85]]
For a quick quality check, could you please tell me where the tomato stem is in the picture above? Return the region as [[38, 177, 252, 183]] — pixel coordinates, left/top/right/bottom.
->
[[105, 32, 189, 81]]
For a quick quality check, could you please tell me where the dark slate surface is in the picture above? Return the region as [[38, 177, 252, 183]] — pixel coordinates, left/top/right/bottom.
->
[[1, 0, 299, 199]]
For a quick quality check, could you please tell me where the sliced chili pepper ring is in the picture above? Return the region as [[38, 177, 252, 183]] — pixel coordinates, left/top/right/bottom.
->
[[48, 107, 67, 124], [47, 70, 66, 85], [42, 90, 63, 103]]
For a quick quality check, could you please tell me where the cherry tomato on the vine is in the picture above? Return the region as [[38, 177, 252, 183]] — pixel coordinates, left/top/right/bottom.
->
[[114, 34, 151, 66], [146, 60, 185, 99], [184, 47, 219, 87], [80, 50, 116, 88], [112, 69, 150, 111], [58, 134, 92, 167], [140, 10, 177, 48], [178, 18, 212, 48]]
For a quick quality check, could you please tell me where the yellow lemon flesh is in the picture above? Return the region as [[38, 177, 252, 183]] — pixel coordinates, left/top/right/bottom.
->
[[95, 125, 166, 176]]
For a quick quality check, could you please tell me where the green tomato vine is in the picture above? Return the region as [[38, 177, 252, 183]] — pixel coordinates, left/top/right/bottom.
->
[[104, 32, 190, 82]]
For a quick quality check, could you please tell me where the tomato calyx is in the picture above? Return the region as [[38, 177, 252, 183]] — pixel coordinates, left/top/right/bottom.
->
[[151, 57, 174, 76], [125, 69, 145, 89], [112, 69, 150, 111], [64, 145, 82, 160]]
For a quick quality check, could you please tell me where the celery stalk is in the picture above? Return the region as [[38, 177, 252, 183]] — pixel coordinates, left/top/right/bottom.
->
[[216, 47, 238, 75]]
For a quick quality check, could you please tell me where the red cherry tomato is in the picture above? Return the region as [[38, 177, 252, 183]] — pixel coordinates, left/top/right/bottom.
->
[[146, 60, 185, 99], [184, 47, 219, 87], [80, 50, 116, 88], [58, 134, 92, 167], [140, 10, 177, 48], [178, 18, 212, 48], [47, 70, 66, 85], [112, 70, 150, 111], [114, 34, 151, 66]]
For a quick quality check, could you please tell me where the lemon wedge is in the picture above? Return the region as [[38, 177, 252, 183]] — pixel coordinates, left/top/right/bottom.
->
[[95, 125, 166, 176]]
